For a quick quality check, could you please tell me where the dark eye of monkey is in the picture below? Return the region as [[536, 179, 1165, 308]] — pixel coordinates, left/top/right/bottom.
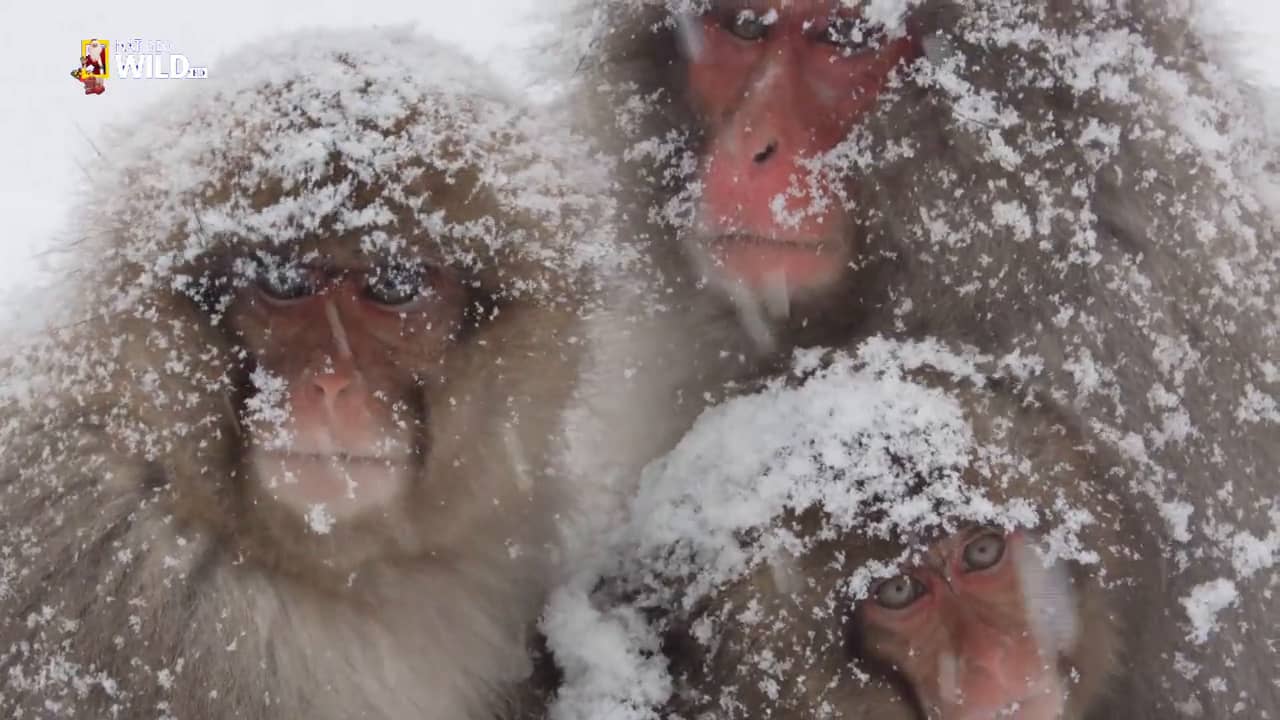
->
[[725, 9, 770, 41], [365, 263, 431, 307], [253, 255, 314, 301], [961, 532, 1007, 572], [873, 575, 927, 610]]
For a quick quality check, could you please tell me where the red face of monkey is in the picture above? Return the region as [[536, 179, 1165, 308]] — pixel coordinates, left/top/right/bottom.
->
[[229, 255, 467, 520], [682, 1, 919, 294], [857, 529, 1091, 720]]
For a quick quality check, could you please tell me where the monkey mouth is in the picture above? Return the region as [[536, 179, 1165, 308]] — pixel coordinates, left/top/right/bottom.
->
[[280, 451, 407, 463], [701, 232, 850, 293], [251, 449, 413, 518]]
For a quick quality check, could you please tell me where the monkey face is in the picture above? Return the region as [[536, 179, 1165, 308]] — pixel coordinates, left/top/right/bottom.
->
[[673, 1, 920, 298], [854, 528, 1109, 720], [226, 252, 470, 520]]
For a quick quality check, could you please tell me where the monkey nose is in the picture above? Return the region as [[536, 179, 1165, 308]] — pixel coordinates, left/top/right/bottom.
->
[[752, 140, 779, 164], [310, 371, 353, 399]]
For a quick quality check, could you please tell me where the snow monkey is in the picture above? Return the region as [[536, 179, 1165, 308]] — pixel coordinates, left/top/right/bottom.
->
[[567, 1, 1280, 716], [0, 29, 607, 720], [662, 379, 1152, 720]]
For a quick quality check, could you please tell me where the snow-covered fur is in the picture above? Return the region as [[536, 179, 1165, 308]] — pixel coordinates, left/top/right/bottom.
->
[[554, 1, 1280, 718], [551, 342, 1146, 720], [0, 29, 607, 719]]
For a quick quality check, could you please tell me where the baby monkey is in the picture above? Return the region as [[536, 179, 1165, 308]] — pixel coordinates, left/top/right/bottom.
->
[[665, 378, 1152, 720]]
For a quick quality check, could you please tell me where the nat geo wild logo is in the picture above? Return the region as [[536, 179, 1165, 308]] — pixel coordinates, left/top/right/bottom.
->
[[72, 38, 209, 96]]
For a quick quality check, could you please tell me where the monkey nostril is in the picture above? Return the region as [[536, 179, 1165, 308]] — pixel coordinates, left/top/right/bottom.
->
[[753, 141, 778, 164], [311, 372, 353, 399]]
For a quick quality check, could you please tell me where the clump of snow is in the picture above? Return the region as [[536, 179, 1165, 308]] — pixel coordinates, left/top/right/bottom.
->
[[543, 586, 671, 720], [1182, 579, 1240, 645], [306, 504, 336, 535], [622, 341, 985, 603]]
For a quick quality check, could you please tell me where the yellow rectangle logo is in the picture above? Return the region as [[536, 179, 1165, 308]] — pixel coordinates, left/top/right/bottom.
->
[[80, 39, 109, 79]]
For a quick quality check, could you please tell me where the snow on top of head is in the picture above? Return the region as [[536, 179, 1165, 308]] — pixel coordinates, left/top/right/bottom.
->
[[77, 27, 618, 316], [628, 340, 980, 596]]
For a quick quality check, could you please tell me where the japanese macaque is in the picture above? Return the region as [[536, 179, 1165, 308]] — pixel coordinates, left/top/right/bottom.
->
[[663, 381, 1148, 720], [0, 31, 595, 719], [853, 529, 1104, 720], [569, 2, 1280, 716]]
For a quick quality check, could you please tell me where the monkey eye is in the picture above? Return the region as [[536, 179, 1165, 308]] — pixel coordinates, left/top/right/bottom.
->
[[872, 575, 927, 610], [253, 256, 315, 302], [365, 264, 430, 308], [961, 532, 1007, 572], [725, 9, 770, 41]]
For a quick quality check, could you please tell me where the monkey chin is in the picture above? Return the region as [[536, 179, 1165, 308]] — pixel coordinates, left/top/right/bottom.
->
[[699, 231, 851, 300], [249, 449, 412, 522]]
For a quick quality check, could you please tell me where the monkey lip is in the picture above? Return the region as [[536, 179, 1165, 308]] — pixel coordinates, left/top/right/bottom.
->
[[277, 451, 408, 463], [948, 683, 1064, 720], [251, 449, 413, 516], [703, 232, 849, 292]]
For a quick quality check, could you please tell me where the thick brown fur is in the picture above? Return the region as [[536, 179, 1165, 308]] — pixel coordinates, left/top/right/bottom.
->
[[569, 1, 1280, 717], [0, 31, 589, 719]]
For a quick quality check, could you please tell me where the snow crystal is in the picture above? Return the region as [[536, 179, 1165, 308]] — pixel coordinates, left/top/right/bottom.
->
[[305, 505, 336, 535], [1181, 579, 1240, 645]]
